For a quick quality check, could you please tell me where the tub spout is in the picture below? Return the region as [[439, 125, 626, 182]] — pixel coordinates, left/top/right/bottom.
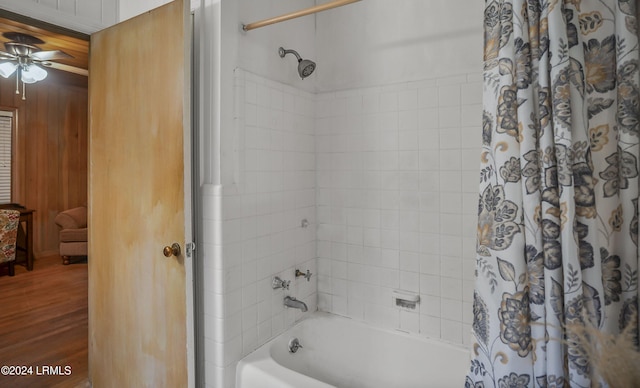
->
[[284, 296, 308, 312]]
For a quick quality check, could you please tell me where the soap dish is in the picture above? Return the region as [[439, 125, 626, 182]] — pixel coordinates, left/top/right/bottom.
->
[[392, 290, 420, 309]]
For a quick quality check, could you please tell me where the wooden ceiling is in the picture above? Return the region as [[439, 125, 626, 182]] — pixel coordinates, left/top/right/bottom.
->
[[0, 10, 89, 72]]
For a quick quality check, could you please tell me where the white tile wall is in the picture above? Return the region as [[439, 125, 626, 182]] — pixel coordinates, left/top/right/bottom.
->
[[316, 73, 482, 346], [205, 69, 482, 387], [203, 69, 317, 387]]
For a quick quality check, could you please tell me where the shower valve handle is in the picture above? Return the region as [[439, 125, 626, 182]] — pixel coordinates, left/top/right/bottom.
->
[[272, 276, 290, 290], [295, 269, 312, 281]]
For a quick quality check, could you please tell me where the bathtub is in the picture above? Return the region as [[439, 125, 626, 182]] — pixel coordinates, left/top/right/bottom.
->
[[236, 312, 470, 388]]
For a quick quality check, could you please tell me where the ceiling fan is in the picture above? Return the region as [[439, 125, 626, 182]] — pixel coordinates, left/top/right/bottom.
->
[[0, 32, 88, 100]]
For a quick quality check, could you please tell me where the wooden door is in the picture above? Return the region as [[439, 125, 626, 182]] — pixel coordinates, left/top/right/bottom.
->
[[88, 0, 191, 386]]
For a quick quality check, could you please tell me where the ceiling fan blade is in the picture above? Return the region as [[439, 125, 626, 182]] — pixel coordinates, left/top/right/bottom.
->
[[31, 50, 73, 61], [0, 51, 16, 60], [39, 61, 88, 77]]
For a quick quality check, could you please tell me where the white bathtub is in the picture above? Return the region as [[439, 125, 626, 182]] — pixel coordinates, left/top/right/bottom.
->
[[236, 312, 470, 388]]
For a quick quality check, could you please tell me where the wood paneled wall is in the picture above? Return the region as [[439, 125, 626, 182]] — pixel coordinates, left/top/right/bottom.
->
[[0, 69, 88, 257]]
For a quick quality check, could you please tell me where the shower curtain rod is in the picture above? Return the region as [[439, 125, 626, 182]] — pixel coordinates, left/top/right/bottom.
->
[[242, 0, 361, 31]]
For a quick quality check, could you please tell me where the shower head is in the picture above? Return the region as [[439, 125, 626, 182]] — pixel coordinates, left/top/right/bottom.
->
[[279, 47, 316, 79]]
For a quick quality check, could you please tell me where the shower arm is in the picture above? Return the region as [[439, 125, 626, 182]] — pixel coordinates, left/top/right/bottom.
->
[[279, 47, 302, 62], [242, 0, 361, 31]]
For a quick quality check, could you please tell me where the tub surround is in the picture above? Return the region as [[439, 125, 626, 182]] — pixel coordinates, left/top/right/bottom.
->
[[315, 73, 482, 344], [203, 69, 318, 386], [211, 0, 483, 386], [206, 68, 481, 387]]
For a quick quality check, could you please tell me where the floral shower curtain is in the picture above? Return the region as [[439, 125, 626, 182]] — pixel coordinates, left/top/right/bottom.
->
[[468, 0, 639, 387]]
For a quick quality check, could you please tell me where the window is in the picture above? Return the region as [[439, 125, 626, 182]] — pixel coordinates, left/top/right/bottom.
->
[[0, 110, 13, 203]]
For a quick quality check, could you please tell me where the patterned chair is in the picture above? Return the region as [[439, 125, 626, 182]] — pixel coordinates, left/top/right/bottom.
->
[[0, 209, 21, 276]]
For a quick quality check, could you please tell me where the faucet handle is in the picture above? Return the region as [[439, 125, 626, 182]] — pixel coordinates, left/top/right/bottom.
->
[[295, 269, 312, 281], [272, 276, 290, 290]]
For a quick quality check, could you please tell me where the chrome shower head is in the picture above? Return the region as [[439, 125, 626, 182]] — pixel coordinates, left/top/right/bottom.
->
[[279, 47, 316, 79]]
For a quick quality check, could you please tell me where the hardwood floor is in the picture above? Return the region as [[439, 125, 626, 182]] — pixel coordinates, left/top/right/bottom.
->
[[0, 255, 88, 387]]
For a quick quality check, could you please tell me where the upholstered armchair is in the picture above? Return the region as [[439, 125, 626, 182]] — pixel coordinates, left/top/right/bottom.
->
[[54, 206, 87, 265], [0, 209, 20, 276]]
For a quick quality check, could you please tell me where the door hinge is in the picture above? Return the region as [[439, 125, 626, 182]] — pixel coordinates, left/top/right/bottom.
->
[[186, 242, 196, 258]]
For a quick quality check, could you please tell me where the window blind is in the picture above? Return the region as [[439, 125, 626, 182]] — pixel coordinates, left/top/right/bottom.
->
[[0, 111, 13, 203]]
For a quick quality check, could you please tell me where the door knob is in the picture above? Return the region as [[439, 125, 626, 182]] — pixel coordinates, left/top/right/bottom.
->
[[163, 243, 181, 257]]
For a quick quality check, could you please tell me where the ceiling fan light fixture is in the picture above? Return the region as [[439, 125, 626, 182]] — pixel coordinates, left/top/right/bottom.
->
[[21, 64, 47, 84], [0, 32, 84, 100], [0, 62, 17, 78]]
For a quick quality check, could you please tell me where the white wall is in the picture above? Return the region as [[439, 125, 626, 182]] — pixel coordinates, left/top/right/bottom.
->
[[0, 0, 117, 33], [236, 0, 316, 91], [218, 0, 316, 186], [315, 0, 483, 91], [118, 0, 172, 21]]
